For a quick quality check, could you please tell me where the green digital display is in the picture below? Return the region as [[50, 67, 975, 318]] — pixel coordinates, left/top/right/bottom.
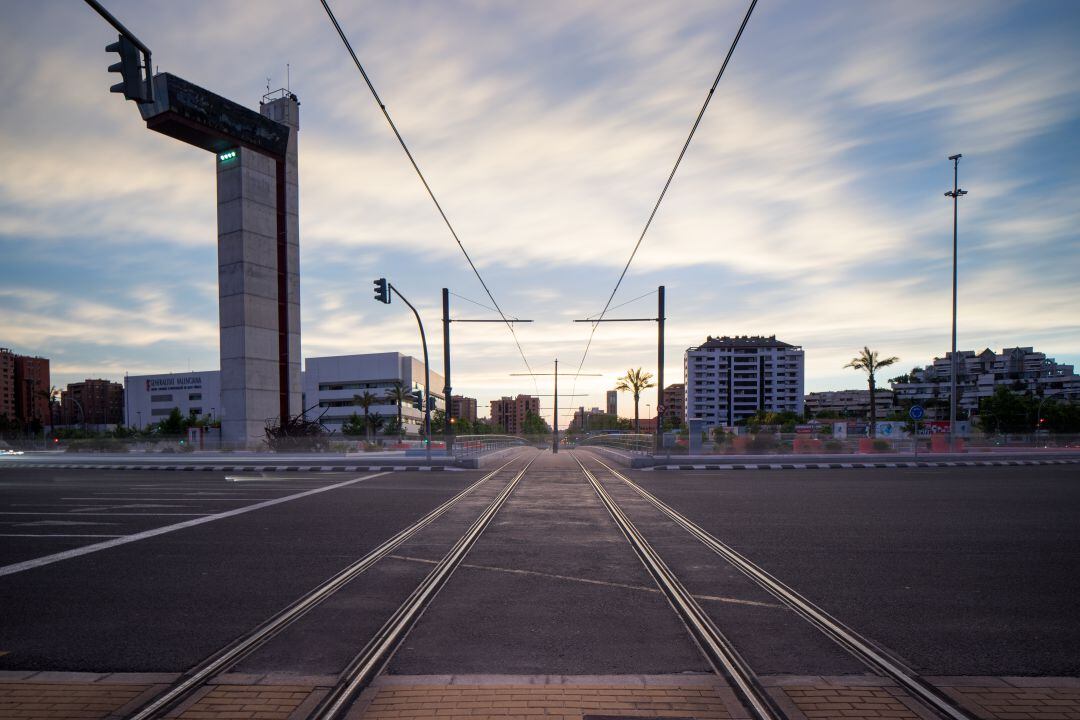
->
[[218, 149, 238, 163]]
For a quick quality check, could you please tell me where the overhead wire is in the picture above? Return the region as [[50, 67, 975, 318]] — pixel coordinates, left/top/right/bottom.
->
[[569, 0, 759, 398], [319, 0, 538, 391], [581, 288, 657, 321]]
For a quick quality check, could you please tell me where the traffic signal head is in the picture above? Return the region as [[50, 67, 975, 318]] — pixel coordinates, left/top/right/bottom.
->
[[409, 389, 424, 409], [373, 277, 390, 304], [106, 35, 151, 103]]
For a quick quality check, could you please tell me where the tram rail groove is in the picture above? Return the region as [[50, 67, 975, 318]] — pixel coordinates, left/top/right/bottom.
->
[[571, 452, 787, 720], [310, 451, 540, 719], [584, 451, 976, 720], [127, 452, 530, 720]]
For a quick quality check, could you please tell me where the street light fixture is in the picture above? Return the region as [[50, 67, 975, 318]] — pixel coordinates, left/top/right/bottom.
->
[[944, 153, 968, 451]]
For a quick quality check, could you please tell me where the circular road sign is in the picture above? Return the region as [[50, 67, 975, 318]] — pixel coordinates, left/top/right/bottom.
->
[[909, 405, 925, 421], [656, 404, 666, 414]]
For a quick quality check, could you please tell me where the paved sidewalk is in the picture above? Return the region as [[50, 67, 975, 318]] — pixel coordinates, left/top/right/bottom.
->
[[2, 673, 1080, 719]]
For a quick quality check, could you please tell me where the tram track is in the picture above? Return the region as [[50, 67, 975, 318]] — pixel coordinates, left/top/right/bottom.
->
[[576, 450, 977, 720], [127, 450, 536, 720]]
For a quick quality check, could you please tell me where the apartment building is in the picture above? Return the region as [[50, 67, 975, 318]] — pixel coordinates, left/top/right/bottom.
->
[[61, 379, 125, 427], [891, 346, 1080, 420], [451, 395, 478, 422], [685, 335, 804, 427], [805, 389, 895, 419], [490, 395, 540, 434], [0, 348, 51, 428], [662, 383, 685, 423]]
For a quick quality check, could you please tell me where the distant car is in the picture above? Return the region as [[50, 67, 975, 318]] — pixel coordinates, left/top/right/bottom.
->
[[0, 449, 25, 456]]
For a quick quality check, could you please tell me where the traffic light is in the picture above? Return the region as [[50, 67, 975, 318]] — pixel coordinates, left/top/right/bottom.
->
[[373, 277, 390, 304], [409, 389, 424, 410], [106, 34, 151, 103]]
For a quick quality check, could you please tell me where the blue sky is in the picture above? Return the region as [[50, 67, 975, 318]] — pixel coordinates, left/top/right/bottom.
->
[[1, 0, 1078, 425]]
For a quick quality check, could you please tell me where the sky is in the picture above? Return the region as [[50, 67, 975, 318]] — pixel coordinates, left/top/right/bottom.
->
[[1, 0, 1078, 426]]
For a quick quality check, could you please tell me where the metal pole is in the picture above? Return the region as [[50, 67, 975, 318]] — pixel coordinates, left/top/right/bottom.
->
[[442, 288, 452, 456], [553, 359, 559, 453], [390, 284, 431, 461], [947, 155, 962, 452], [657, 285, 665, 455]]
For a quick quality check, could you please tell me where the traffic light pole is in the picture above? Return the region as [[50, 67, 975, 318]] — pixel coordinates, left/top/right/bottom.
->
[[83, 0, 153, 103], [389, 284, 432, 461]]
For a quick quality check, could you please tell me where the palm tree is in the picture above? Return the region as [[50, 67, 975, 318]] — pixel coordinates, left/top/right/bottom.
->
[[615, 368, 656, 433], [383, 382, 408, 440], [353, 391, 379, 441], [844, 347, 899, 438]]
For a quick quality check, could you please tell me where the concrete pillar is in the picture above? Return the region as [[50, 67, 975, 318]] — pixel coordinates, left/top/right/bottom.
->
[[215, 94, 301, 448]]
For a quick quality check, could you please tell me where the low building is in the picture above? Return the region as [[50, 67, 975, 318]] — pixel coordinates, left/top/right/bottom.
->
[[685, 335, 804, 427], [124, 371, 219, 428], [805, 389, 895, 419], [891, 346, 1080, 420], [61, 379, 124, 427], [451, 395, 478, 422], [569, 407, 615, 431], [662, 383, 685, 424], [303, 352, 443, 435], [490, 395, 540, 434]]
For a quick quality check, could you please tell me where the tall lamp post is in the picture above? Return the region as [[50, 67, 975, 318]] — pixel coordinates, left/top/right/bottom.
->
[[945, 154, 967, 450]]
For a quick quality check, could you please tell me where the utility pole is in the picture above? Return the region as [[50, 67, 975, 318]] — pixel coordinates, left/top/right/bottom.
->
[[657, 285, 665, 453], [442, 288, 452, 455], [442, 289, 532, 455], [945, 154, 968, 451], [573, 285, 666, 453]]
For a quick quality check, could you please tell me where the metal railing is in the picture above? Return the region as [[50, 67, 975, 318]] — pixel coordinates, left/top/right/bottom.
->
[[577, 433, 655, 455], [451, 434, 528, 459]]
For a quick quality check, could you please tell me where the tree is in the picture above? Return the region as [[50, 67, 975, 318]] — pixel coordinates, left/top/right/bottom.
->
[[615, 368, 656, 433], [844, 347, 899, 438], [430, 409, 446, 435], [353, 391, 379, 441], [382, 383, 408, 439], [522, 411, 550, 436], [341, 412, 366, 437], [37, 385, 59, 438]]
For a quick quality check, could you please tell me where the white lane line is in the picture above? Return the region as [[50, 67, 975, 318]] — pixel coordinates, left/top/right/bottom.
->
[[0, 534, 127, 538], [0, 511, 208, 516], [0, 472, 389, 578]]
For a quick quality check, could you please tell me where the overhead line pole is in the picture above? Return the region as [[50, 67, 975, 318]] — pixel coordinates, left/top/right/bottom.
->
[[944, 155, 967, 451], [573, 285, 666, 453], [512, 366, 597, 454], [443, 288, 533, 456]]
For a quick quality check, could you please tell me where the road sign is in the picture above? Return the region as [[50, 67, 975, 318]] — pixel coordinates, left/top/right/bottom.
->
[[909, 405, 925, 421], [656, 404, 666, 415]]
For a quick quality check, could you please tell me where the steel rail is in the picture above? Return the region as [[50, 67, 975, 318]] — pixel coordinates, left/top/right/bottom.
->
[[571, 452, 786, 720], [129, 453, 528, 720], [585, 453, 975, 720], [311, 450, 540, 719]]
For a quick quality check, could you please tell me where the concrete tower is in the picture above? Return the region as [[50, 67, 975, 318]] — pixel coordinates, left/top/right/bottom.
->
[[214, 92, 301, 446]]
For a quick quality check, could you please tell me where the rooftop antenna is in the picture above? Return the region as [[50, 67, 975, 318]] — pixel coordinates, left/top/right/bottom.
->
[[286, 63, 290, 92], [266, 76, 271, 95]]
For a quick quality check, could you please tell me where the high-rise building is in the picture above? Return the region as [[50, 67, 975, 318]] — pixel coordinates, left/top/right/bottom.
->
[[61, 379, 124, 427], [662, 383, 685, 423], [606, 389, 618, 416], [490, 395, 541, 434], [451, 395, 478, 422], [891, 346, 1080, 420], [685, 335, 804, 427], [1, 348, 51, 429]]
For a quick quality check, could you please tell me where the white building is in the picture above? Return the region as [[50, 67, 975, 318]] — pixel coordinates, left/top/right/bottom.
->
[[685, 335, 804, 426], [891, 346, 1080, 420], [302, 352, 444, 434], [124, 371, 221, 428]]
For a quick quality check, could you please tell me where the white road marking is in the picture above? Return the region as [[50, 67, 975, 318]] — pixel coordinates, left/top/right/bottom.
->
[[0, 472, 389, 578], [0, 534, 126, 538]]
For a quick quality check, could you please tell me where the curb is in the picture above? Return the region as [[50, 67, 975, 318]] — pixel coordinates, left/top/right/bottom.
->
[[644, 458, 1080, 471]]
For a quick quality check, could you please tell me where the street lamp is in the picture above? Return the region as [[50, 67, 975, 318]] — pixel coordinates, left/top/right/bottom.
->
[[944, 153, 968, 450]]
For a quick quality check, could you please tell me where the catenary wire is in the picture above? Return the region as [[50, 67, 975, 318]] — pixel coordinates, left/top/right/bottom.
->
[[582, 288, 657, 321], [319, 0, 538, 391], [570, 0, 758, 397]]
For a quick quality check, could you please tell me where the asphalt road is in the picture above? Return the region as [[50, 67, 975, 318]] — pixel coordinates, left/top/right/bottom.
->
[[0, 466, 477, 671], [617, 457, 1080, 676], [1, 452, 1077, 680]]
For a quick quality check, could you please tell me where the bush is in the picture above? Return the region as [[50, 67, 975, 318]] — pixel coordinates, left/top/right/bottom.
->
[[824, 440, 843, 453], [747, 434, 778, 452], [63, 438, 130, 453], [872, 439, 891, 452]]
